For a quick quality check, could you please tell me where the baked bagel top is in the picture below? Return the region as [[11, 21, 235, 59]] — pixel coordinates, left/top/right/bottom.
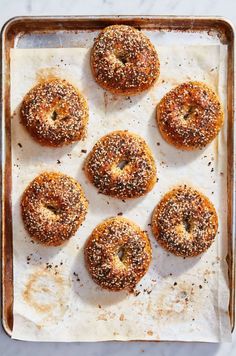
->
[[84, 130, 157, 199], [91, 25, 160, 95], [84, 217, 152, 291], [157, 81, 224, 150], [152, 185, 218, 257], [21, 172, 88, 246], [21, 79, 88, 147]]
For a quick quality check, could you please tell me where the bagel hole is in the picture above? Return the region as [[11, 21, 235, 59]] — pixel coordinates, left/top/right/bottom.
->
[[117, 54, 128, 65], [183, 106, 196, 120], [117, 247, 125, 262], [45, 204, 60, 216], [117, 160, 129, 170], [50, 110, 58, 121], [115, 51, 128, 66], [183, 216, 192, 233]]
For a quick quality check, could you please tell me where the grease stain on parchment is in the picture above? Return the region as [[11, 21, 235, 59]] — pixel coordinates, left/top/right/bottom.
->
[[23, 269, 68, 324], [97, 311, 116, 321], [35, 67, 61, 83], [148, 280, 203, 323]]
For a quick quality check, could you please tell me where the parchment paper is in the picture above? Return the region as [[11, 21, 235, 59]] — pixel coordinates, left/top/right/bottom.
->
[[10, 30, 231, 342]]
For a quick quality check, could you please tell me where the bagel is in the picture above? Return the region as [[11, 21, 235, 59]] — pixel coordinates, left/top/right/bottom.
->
[[152, 185, 218, 257], [91, 25, 160, 95], [84, 217, 152, 291], [157, 81, 224, 150], [21, 172, 88, 246], [84, 130, 157, 199], [21, 79, 88, 147]]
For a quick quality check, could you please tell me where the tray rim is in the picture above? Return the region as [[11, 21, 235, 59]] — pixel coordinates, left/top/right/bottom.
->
[[1, 15, 235, 340]]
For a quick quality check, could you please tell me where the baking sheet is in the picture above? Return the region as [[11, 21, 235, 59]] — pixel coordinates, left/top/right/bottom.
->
[[10, 31, 231, 342]]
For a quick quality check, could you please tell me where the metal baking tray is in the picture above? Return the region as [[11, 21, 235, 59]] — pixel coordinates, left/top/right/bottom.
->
[[1, 16, 235, 338]]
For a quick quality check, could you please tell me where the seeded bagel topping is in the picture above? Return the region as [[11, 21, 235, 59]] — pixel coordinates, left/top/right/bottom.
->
[[157, 81, 224, 150], [21, 172, 88, 246], [152, 185, 218, 257], [84, 217, 152, 291], [91, 25, 160, 95], [84, 130, 157, 199], [21, 79, 88, 147]]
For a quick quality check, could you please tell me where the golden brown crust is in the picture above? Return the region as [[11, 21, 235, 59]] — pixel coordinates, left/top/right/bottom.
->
[[157, 81, 224, 150], [20, 79, 89, 147], [84, 130, 157, 199], [84, 217, 152, 291], [21, 172, 88, 246], [151, 185, 218, 257], [91, 25, 160, 95]]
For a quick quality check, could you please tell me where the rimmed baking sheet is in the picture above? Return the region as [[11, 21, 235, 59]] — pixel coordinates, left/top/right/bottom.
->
[[1, 16, 235, 342]]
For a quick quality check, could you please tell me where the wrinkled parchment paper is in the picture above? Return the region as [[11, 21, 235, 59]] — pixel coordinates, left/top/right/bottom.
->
[[10, 30, 231, 342]]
